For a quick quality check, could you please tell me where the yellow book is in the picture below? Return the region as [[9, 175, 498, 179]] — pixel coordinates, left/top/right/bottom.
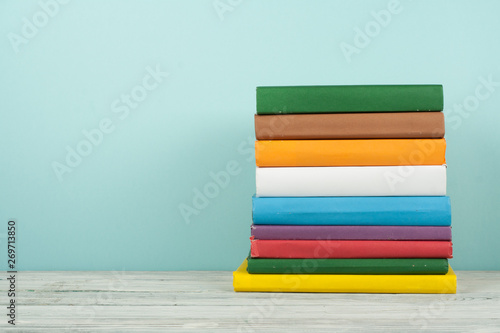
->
[[255, 139, 446, 167], [233, 259, 456, 294]]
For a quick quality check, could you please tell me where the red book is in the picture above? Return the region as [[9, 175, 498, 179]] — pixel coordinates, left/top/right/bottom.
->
[[250, 238, 453, 259]]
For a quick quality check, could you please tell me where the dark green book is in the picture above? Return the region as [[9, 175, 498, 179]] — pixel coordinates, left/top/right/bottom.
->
[[256, 85, 443, 114], [246, 257, 449, 275]]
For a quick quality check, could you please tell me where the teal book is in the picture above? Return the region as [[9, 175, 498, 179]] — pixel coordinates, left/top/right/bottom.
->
[[252, 196, 452, 226], [256, 85, 443, 114], [246, 257, 449, 275]]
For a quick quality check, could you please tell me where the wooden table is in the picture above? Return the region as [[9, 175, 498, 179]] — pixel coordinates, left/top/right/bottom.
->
[[2, 271, 499, 331]]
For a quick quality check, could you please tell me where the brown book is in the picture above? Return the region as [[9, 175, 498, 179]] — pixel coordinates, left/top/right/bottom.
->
[[254, 112, 445, 140]]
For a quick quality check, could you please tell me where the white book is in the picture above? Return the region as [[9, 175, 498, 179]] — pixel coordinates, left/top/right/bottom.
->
[[256, 165, 447, 197]]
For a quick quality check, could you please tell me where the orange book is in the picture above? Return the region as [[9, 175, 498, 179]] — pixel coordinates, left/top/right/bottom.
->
[[255, 139, 446, 167]]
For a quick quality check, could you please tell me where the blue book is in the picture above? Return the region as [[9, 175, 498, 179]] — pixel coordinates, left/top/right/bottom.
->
[[252, 196, 451, 226]]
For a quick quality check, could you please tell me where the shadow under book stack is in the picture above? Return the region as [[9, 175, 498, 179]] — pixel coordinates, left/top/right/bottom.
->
[[233, 85, 457, 293]]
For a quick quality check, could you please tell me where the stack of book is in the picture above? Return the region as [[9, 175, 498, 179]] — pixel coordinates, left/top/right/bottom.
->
[[233, 85, 457, 293]]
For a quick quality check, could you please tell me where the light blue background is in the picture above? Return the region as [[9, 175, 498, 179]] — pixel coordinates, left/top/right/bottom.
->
[[0, 0, 499, 270]]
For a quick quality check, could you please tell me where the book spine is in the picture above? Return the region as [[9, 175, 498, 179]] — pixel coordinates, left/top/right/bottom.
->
[[250, 239, 453, 259], [255, 139, 446, 167], [233, 260, 457, 293], [250, 225, 453, 239], [256, 166, 447, 197], [246, 258, 450, 275], [256, 85, 444, 114], [252, 196, 451, 226], [255, 112, 445, 140]]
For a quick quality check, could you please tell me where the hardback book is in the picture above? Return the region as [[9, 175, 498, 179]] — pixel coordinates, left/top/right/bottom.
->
[[255, 112, 445, 140], [233, 259, 457, 293], [255, 139, 446, 167], [246, 257, 449, 275], [256, 85, 444, 114], [256, 166, 447, 197], [250, 239, 453, 259], [252, 196, 451, 226], [251, 225, 452, 240]]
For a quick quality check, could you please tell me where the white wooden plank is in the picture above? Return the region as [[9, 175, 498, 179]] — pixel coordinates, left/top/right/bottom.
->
[[0, 270, 499, 332]]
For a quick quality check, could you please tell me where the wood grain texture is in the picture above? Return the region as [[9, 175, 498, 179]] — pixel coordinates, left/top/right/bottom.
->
[[1, 271, 499, 332]]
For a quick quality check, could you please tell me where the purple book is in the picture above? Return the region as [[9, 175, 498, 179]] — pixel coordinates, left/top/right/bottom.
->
[[251, 225, 452, 241]]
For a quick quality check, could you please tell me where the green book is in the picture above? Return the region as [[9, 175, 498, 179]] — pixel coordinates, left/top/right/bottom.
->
[[246, 257, 449, 275], [256, 85, 443, 114]]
